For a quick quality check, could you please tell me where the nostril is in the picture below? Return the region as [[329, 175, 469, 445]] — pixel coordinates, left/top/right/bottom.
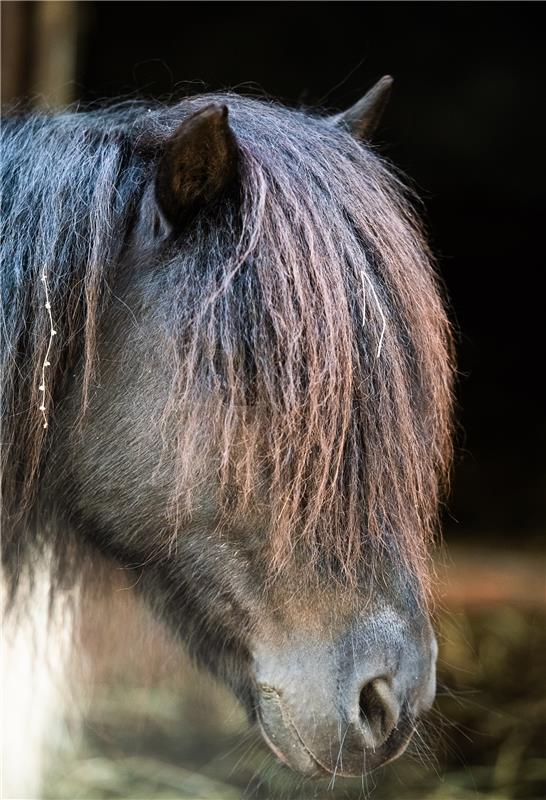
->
[[358, 678, 399, 749]]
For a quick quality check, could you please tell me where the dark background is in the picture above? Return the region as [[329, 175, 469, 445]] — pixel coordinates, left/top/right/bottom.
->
[[5, 2, 546, 542]]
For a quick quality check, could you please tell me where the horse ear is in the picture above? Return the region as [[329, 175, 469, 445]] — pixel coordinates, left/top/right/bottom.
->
[[155, 103, 239, 226], [331, 75, 393, 141]]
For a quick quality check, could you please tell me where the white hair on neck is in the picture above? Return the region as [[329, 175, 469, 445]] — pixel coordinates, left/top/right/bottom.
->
[[1, 551, 79, 799]]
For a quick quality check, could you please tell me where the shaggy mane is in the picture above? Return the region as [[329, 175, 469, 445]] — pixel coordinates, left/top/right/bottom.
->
[[1, 95, 454, 593]]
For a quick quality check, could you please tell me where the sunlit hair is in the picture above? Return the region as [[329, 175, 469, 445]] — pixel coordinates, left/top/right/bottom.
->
[[1, 95, 454, 594]]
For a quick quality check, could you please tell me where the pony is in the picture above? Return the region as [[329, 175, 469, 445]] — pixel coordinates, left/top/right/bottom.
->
[[1, 77, 454, 796]]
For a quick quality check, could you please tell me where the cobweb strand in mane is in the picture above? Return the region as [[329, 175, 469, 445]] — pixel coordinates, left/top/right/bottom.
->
[[1, 95, 454, 597]]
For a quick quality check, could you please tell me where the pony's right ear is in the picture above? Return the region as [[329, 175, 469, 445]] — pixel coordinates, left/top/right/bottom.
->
[[155, 103, 239, 227]]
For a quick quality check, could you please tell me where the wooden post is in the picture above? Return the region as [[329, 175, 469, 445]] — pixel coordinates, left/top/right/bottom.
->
[[32, 0, 79, 108], [1, 1, 79, 109], [1, 1, 30, 104]]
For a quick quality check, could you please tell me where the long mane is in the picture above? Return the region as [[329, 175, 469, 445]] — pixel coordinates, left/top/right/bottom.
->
[[1, 95, 454, 593]]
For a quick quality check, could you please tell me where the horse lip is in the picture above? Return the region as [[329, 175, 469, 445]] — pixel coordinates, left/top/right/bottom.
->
[[255, 683, 330, 777], [257, 715, 328, 777], [255, 681, 417, 778]]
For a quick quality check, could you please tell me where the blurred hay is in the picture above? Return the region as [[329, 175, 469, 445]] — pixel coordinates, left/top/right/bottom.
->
[[43, 549, 546, 799]]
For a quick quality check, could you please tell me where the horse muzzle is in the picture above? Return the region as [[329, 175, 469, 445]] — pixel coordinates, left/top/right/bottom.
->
[[252, 608, 437, 777]]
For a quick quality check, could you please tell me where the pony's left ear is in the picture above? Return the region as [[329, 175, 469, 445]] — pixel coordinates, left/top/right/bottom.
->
[[155, 103, 239, 226], [331, 75, 393, 141]]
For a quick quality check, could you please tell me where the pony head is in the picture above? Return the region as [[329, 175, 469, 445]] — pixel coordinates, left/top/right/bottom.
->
[[1, 79, 453, 777]]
